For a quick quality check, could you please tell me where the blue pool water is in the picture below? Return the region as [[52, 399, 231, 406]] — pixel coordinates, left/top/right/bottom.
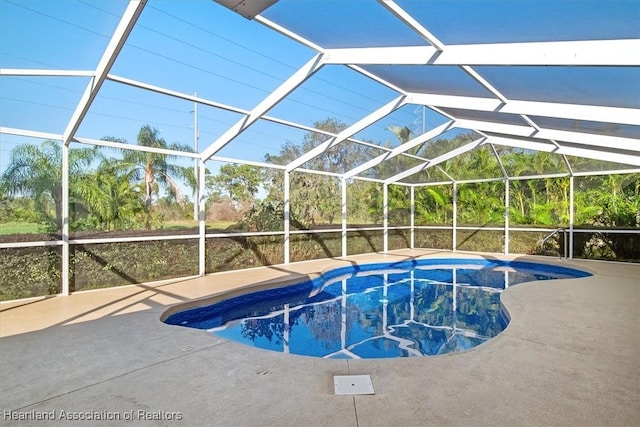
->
[[164, 259, 591, 359]]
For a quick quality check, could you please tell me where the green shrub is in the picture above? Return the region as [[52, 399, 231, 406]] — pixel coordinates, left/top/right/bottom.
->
[[72, 239, 199, 291], [0, 247, 61, 300], [206, 235, 284, 272], [414, 229, 453, 250], [456, 230, 503, 253]]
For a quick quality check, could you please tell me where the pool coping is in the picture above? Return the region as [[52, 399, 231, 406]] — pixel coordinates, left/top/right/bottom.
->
[[1, 249, 638, 427], [0, 249, 621, 338], [160, 256, 596, 342], [159, 252, 599, 321]]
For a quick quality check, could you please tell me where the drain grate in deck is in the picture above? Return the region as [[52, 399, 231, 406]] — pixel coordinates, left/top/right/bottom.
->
[[333, 375, 375, 395]]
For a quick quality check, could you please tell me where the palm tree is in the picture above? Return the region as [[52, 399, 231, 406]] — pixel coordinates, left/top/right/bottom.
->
[[72, 158, 145, 230], [387, 125, 413, 148], [124, 125, 192, 205], [107, 125, 192, 227], [1, 140, 97, 230]]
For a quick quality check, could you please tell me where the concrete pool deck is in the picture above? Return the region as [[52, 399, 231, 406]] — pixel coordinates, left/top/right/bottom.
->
[[1, 249, 638, 426]]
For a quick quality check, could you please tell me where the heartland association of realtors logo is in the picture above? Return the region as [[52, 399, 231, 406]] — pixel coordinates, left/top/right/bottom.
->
[[3, 409, 183, 421]]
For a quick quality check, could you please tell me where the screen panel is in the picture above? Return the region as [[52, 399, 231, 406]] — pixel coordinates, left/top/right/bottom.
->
[[396, 0, 640, 44], [262, 0, 429, 48]]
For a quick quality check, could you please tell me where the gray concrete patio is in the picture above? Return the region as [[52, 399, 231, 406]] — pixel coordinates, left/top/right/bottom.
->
[[1, 250, 638, 426]]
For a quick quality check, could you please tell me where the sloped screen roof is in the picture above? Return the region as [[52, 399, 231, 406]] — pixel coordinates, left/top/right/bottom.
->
[[1, 0, 639, 181]]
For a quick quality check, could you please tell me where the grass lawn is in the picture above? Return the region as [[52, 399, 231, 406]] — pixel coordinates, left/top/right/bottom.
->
[[0, 222, 43, 235], [163, 220, 238, 230], [0, 220, 240, 235]]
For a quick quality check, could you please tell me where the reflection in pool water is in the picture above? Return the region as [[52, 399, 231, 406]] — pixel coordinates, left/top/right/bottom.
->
[[164, 259, 590, 359]]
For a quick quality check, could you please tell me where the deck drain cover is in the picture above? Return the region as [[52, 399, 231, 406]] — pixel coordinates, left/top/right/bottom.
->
[[334, 375, 375, 395]]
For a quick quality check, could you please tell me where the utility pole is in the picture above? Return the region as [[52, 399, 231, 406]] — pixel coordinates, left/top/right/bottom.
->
[[412, 105, 427, 135], [193, 93, 199, 221]]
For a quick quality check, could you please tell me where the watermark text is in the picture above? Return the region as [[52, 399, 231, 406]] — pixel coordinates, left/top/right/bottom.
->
[[3, 409, 183, 422]]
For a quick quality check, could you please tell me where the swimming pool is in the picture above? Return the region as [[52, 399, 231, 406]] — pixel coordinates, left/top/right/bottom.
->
[[164, 259, 591, 359]]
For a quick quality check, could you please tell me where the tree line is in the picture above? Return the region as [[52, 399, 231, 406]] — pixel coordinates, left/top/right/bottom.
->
[[1, 120, 638, 236], [1, 125, 196, 231]]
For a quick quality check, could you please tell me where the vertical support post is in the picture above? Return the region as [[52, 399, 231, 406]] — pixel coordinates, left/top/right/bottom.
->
[[504, 178, 510, 255], [61, 143, 70, 295], [198, 159, 206, 276], [383, 183, 389, 253], [62, 0, 147, 146], [410, 186, 415, 249], [341, 177, 347, 258], [569, 175, 574, 259], [452, 182, 457, 251], [284, 171, 290, 264], [193, 93, 199, 221]]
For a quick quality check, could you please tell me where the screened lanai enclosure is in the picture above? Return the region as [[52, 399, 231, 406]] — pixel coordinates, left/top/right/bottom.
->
[[0, 0, 638, 301]]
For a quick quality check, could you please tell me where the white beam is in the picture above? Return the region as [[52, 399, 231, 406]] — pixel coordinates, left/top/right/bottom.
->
[[407, 93, 640, 126], [454, 119, 640, 152], [384, 137, 486, 184], [201, 53, 324, 160], [0, 69, 95, 77], [349, 64, 409, 95], [489, 143, 509, 178], [254, 15, 325, 52], [452, 182, 457, 251], [210, 155, 286, 170], [73, 136, 200, 158], [295, 168, 344, 179], [504, 178, 509, 255], [378, 0, 445, 50], [107, 74, 249, 115], [322, 39, 640, 66], [324, 46, 438, 65], [62, 0, 146, 146], [569, 176, 574, 259], [487, 135, 560, 154], [535, 129, 640, 153], [460, 65, 508, 103], [341, 178, 347, 258], [284, 171, 290, 264], [551, 144, 640, 167], [383, 184, 389, 253], [0, 126, 61, 140], [286, 95, 407, 172], [61, 144, 70, 295], [108, 73, 387, 149], [444, 39, 640, 66], [344, 120, 454, 179], [574, 168, 640, 177], [198, 159, 206, 276], [454, 120, 537, 138], [487, 135, 640, 167]]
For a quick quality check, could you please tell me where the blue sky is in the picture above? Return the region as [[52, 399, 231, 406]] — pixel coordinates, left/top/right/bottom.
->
[[0, 0, 424, 172], [1, 0, 638, 183]]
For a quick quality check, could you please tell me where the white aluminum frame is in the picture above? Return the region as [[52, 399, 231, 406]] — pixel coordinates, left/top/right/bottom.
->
[[0, 0, 638, 299]]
